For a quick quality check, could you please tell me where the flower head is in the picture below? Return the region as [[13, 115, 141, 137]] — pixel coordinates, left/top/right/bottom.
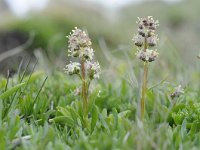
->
[[65, 27, 100, 80], [64, 61, 81, 75], [79, 47, 94, 61], [67, 27, 93, 60], [147, 35, 159, 47], [133, 34, 144, 47], [133, 16, 159, 62], [136, 16, 159, 37], [86, 61, 101, 79], [136, 49, 159, 62]]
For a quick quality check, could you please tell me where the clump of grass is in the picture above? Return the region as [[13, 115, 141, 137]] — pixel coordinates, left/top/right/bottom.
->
[[64, 27, 100, 124], [132, 16, 159, 120]]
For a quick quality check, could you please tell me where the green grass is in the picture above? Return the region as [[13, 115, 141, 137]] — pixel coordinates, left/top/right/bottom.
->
[[0, 63, 200, 150]]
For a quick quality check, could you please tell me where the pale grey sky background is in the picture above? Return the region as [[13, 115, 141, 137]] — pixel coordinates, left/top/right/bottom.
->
[[5, 0, 182, 17]]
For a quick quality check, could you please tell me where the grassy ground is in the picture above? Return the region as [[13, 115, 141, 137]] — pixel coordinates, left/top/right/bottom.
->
[[0, 50, 200, 149]]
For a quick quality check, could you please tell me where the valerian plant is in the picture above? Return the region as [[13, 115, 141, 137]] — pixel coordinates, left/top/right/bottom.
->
[[64, 27, 100, 122], [133, 16, 159, 120]]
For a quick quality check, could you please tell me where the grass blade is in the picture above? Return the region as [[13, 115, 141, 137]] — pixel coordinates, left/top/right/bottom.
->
[[0, 83, 25, 100]]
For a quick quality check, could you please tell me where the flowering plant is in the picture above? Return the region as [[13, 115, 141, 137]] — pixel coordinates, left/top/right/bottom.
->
[[133, 16, 159, 120], [64, 27, 100, 118]]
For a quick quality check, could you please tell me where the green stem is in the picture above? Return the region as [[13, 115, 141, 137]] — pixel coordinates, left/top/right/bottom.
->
[[81, 60, 88, 118], [140, 37, 148, 121], [140, 61, 148, 120]]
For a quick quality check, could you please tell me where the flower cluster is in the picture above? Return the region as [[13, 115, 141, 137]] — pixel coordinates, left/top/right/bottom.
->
[[135, 49, 159, 62], [133, 16, 159, 62], [67, 27, 93, 60], [170, 85, 184, 99], [64, 27, 100, 79], [64, 61, 80, 75], [86, 61, 101, 79]]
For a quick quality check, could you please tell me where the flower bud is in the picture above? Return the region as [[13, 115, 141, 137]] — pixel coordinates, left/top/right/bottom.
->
[[133, 34, 144, 47], [136, 16, 159, 38], [136, 49, 159, 62], [147, 36, 158, 47]]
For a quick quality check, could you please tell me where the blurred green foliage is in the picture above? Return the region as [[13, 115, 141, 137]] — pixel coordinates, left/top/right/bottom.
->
[[0, 70, 199, 149]]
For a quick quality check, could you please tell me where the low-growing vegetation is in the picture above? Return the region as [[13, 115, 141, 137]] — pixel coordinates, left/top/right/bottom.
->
[[0, 15, 200, 150]]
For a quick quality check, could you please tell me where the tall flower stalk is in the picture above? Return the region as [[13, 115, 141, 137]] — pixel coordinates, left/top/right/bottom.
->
[[64, 27, 100, 119], [133, 16, 159, 120]]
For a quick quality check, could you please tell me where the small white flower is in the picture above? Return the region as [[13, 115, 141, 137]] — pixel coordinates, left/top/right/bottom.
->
[[79, 47, 94, 60], [147, 35, 159, 47], [135, 49, 159, 62], [135, 16, 159, 38], [64, 61, 81, 75], [86, 61, 101, 79]]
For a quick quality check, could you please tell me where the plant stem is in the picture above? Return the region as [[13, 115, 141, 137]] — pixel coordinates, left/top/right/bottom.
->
[[81, 60, 88, 118], [141, 61, 148, 120], [140, 37, 148, 120]]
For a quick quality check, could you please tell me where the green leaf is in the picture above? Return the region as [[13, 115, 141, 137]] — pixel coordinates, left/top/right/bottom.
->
[[0, 129, 6, 149], [57, 106, 70, 117], [49, 116, 74, 127], [172, 113, 184, 125], [172, 104, 186, 112], [0, 82, 25, 100], [112, 108, 118, 130], [68, 107, 82, 124], [118, 110, 131, 118], [91, 106, 98, 132], [0, 79, 7, 90], [181, 119, 187, 139], [99, 113, 110, 134], [188, 121, 199, 136], [23, 71, 44, 83], [88, 86, 100, 114]]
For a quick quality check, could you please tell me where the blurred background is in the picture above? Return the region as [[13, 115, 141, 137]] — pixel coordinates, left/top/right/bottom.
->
[[0, 0, 199, 85]]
